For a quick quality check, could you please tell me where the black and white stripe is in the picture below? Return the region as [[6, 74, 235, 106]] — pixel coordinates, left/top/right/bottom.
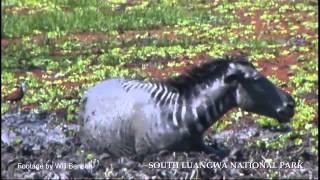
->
[[121, 78, 236, 134]]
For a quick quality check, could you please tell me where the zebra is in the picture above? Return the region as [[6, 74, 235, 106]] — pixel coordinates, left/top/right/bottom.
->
[[79, 55, 295, 157]]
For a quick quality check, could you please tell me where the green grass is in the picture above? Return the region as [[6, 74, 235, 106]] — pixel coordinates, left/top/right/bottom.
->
[[1, 0, 318, 155], [2, 1, 211, 38]]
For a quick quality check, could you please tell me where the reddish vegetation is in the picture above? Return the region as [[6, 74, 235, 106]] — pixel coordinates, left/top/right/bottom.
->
[[251, 10, 264, 39], [144, 49, 299, 83], [61, 81, 81, 89], [1, 27, 177, 49], [22, 103, 38, 111], [68, 32, 109, 43], [235, 8, 316, 41], [235, 9, 268, 39], [257, 53, 299, 82], [13, 69, 61, 81], [146, 65, 185, 80], [118, 27, 177, 41], [143, 49, 299, 94], [3, 6, 73, 15], [190, 53, 211, 65], [55, 108, 68, 119], [299, 92, 318, 104], [224, 49, 250, 59], [297, 26, 317, 36], [256, 53, 301, 93], [145, 53, 211, 80], [1, 39, 14, 47], [3, 7, 37, 15], [233, 7, 316, 95], [1, 34, 47, 48], [314, 115, 318, 126], [2, 2, 317, 113]]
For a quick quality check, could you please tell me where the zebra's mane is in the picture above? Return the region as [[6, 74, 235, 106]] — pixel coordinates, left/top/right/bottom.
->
[[163, 55, 252, 92]]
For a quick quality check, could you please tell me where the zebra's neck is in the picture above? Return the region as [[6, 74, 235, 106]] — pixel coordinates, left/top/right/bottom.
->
[[188, 80, 237, 133], [121, 79, 237, 134], [173, 78, 236, 135]]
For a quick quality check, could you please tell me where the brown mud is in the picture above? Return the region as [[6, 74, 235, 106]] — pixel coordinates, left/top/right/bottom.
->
[[1, 111, 318, 179]]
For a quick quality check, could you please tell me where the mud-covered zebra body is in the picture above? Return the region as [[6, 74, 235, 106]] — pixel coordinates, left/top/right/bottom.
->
[[80, 78, 233, 157], [80, 56, 295, 157]]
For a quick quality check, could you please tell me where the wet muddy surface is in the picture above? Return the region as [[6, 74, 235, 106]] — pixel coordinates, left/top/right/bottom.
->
[[1, 111, 318, 179], [1, 0, 318, 179]]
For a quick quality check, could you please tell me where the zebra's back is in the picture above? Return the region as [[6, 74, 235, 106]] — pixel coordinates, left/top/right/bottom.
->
[[79, 78, 171, 156], [80, 78, 207, 157]]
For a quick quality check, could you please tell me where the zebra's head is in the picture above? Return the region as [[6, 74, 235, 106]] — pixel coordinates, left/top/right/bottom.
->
[[224, 59, 295, 123]]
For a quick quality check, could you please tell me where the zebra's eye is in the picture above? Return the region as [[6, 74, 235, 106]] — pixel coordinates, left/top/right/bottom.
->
[[252, 72, 262, 80], [253, 75, 261, 80], [244, 72, 260, 81]]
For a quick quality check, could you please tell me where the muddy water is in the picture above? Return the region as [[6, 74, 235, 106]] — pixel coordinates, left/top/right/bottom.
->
[[2, 111, 78, 147], [1, 111, 85, 179], [1, 111, 317, 179]]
